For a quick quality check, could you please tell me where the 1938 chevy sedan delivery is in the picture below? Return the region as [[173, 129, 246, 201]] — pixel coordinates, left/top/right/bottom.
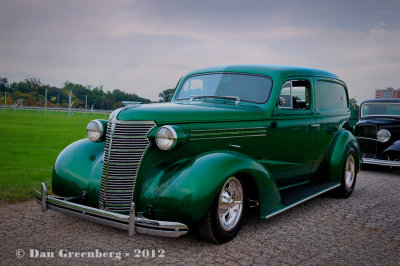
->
[[35, 65, 360, 243]]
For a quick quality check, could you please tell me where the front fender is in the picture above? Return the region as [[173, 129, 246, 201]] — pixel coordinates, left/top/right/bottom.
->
[[379, 140, 400, 158], [137, 151, 280, 223], [329, 130, 361, 182], [52, 138, 104, 207]]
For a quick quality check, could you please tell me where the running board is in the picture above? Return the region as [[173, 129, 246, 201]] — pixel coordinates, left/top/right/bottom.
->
[[262, 181, 340, 219]]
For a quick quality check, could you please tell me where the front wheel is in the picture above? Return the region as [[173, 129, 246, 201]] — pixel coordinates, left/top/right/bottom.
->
[[198, 176, 245, 244], [334, 147, 357, 198]]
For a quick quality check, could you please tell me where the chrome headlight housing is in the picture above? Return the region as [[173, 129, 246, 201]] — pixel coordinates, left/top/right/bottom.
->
[[377, 129, 391, 143], [155, 126, 178, 151], [86, 120, 105, 142]]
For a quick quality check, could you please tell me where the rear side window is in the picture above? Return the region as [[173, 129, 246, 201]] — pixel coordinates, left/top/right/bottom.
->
[[315, 80, 348, 111]]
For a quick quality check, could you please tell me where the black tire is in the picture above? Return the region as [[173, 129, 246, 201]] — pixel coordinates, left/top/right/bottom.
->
[[334, 147, 357, 198], [198, 176, 246, 244]]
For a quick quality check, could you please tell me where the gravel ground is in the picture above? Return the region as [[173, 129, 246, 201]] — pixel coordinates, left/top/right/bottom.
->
[[1, 168, 399, 265]]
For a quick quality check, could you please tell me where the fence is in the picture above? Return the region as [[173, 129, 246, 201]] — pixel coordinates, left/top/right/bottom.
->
[[0, 104, 113, 116]]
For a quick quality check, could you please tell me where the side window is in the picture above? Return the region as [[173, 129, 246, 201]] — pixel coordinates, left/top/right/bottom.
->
[[278, 80, 310, 110], [315, 80, 348, 111]]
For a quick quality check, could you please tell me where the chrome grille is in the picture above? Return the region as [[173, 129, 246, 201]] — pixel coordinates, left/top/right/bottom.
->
[[99, 120, 155, 212], [359, 124, 377, 138]]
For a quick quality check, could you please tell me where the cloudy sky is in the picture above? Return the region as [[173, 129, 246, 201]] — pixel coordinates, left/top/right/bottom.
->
[[1, 0, 400, 102]]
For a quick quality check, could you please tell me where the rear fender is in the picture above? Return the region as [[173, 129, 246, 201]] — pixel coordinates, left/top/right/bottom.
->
[[329, 130, 361, 182], [137, 151, 280, 223]]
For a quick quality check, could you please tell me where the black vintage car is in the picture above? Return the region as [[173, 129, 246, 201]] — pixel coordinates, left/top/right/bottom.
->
[[355, 99, 400, 167]]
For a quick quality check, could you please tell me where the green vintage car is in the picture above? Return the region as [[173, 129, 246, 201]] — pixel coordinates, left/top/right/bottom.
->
[[35, 65, 360, 243]]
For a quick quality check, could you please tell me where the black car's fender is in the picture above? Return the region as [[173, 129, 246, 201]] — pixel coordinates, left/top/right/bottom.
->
[[379, 140, 400, 159]]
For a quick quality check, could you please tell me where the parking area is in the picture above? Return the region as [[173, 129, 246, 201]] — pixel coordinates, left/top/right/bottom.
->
[[1, 168, 399, 265]]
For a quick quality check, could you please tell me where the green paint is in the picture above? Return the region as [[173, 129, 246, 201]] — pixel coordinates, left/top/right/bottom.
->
[[46, 65, 360, 224]]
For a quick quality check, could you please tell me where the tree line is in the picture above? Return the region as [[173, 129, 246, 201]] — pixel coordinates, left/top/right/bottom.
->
[[0, 77, 155, 110]]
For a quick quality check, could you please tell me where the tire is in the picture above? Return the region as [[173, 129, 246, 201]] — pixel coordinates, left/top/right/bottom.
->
[[334, 147, 357, 198], [198, 176, 246, 244]]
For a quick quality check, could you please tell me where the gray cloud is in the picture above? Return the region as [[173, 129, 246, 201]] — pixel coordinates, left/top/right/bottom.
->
[[1, 0, 400, 102]]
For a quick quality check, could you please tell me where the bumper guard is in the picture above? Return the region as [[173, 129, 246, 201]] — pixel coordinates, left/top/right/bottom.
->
[[34, 183, 189, 237]]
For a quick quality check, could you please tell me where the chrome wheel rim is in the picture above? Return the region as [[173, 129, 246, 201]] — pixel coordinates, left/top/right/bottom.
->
[[218, 176, 243, 231], [345, 154, 356, 189]]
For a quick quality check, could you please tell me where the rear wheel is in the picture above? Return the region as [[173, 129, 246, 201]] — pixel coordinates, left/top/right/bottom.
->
[[198, 176, 245, 243], [334, 147, 357, 198]]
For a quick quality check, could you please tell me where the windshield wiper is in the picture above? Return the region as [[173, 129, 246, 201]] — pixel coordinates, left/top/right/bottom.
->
[[190, 95, 241, 106]]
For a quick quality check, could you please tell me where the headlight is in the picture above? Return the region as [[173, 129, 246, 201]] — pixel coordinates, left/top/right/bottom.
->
[[377, 129, 391, 143], [86, 120, 104, 142], [156, 126, 177, 151]]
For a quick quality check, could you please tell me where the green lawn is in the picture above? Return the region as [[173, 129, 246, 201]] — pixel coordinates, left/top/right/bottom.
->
[[0, 109, 108, 202]]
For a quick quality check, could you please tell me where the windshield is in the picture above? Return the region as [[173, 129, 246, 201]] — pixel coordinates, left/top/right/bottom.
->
[[361, 102, 400, 117], [176, 73, 272, 104]]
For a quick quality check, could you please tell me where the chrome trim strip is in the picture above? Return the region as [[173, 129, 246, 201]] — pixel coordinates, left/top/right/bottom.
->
[[113, 120, 156, 125], [191, 134, 267, 141], [356, 137, 379, 142], [191, 130, 266, 137], [263, 183, 340, 220], [190, 127, 267, 140], [34, 184, 188, 237], [362, 158, 400, 167], [191, 127, 267, 132]]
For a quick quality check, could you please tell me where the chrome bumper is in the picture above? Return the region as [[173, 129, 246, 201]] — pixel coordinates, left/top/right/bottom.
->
[[34, 183, 189, 237], [362, 158, 400, 167]]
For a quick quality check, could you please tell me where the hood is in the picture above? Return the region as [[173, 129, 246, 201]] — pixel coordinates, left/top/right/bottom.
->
[[116, 101, 266, 124], [358, 117, 400, 127]]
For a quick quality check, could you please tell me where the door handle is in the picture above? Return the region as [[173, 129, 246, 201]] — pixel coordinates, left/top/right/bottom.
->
[[310, 124, 320, 127]]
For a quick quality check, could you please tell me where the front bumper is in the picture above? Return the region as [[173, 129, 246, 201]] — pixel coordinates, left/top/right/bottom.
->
[[362, 158, 400, 167], [34, 183, 189, 237]]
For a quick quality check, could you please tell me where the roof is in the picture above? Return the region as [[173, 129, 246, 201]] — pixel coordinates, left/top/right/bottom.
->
[[361, 99, 400, 104], [184, 64, 340, 80]]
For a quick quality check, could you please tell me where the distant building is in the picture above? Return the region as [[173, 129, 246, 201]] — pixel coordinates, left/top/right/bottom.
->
[[375, 87, 400, 99]]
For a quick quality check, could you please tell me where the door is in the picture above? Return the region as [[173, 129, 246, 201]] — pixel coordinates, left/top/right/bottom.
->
[[263, 78, 317, 188]]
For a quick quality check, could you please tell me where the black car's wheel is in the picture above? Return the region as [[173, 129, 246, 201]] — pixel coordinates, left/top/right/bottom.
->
[[198, 176, 245, 244], [334, 147, 357, 198]]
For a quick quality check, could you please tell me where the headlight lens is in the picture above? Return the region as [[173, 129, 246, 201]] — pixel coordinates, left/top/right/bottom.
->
[[377, 129, 391, 143], [156, 126, 177, 151], [86, 120, 104, 142]]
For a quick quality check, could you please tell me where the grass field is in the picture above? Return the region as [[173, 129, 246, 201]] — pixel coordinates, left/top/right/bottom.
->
[[0, 109, 108, 203]]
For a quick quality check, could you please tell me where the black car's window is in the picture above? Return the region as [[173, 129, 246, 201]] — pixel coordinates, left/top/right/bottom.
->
[[278, 80, 310, 110], [315, 80, 348, 110], [361, 102, 400, 117], [176, 73, 272, 104]]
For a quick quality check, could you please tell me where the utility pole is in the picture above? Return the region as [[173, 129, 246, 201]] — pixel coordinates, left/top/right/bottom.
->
[[44, 89, 47, 116], [99, 85, 103, 111], [68, 89, 72, 117], [85, 94, 87, 116]]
